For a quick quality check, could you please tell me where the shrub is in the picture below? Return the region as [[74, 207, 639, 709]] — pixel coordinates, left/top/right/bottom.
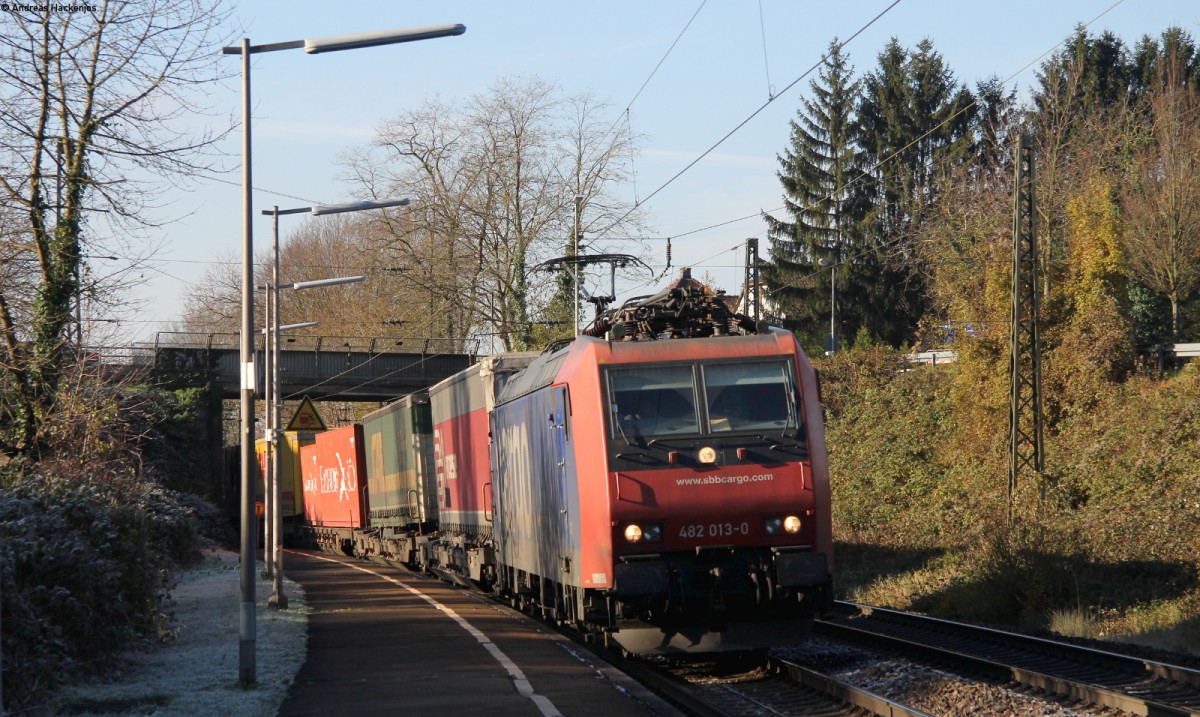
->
[[933, 518, 1085, 626], [0, 472, 206, 710]]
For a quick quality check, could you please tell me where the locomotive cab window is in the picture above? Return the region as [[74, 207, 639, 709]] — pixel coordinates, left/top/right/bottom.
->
[[608, 365, 699, 440], [606, 359, 804, 444], [703, 361, 800, 434]]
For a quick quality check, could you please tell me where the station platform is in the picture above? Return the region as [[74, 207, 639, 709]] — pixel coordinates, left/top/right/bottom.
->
[[277, 550, 684, 717]]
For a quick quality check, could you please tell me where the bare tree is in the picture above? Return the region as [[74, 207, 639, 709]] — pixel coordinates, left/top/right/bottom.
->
[[175, 252, 241, 336], [273, 213, 411, 339], [1121, 50, 1200, 340], [341, 76, 645, 351], [0, 1, 233, 458]]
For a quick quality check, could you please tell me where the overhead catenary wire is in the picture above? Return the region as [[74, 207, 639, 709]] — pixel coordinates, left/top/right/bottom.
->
[[611, 0, 1132, 303], [121, 0, 1129, 345], [552, 0, 709, 232], [111, 2, 894, 344], [601, 0, 904, 231], [613, 0, 1130, 303], [197, 172, 325, 206]]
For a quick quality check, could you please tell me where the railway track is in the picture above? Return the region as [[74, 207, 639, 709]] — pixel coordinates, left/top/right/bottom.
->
[[614, 650, 936, 717], [815, 601, 1200, 716], [330, 552, 1148, 715]]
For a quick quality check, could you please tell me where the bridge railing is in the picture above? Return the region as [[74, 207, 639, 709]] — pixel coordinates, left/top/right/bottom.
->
[[152, 332, 479, 355], [79, 344, 157, 366]]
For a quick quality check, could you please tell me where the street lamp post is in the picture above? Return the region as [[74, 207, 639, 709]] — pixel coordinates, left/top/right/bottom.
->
[[262, 198, 406, 611], [222, 22, 463, 687], [572, 194, 584, 336], [819, 258, 837, 355], [258, 308, 319, 589]]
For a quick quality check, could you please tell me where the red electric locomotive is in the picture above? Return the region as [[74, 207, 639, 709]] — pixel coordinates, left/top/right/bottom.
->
[[488, 280, 833, 654]]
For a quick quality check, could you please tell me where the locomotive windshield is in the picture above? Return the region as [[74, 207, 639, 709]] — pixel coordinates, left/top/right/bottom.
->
[[703, 362, 796, 432], [609, 365, 700, 439], [607, 359, 801, 440]]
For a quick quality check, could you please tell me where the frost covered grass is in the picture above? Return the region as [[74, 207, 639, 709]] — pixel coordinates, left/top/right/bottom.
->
[[39, 550, 307, 717]]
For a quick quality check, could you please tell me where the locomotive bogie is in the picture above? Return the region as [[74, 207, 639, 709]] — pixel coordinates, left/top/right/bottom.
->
[[428, 535, 495, 587]]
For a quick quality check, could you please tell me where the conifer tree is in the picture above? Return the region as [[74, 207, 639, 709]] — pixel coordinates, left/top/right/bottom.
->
[[764, 39, 868, 351], [856, 38, 974, 346]]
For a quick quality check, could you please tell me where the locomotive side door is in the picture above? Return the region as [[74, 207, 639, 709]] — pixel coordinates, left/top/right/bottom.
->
[[552, 386, 573, 579]]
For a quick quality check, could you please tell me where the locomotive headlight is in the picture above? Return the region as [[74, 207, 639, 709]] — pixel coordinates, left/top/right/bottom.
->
[[697, 446, 717, 464], [765, 515, 802, 535], [623, 522, 663, 543]]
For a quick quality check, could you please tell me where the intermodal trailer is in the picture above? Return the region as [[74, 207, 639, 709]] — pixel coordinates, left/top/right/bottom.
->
[[298, 424, 368, 554], [360, 391, 436, 564], [255, 430, 316, 520], [425, 353, 537, 586]]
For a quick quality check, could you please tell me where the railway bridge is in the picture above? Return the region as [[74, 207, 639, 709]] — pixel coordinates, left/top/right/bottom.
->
[[86, 333, 478, 513], [104, 332, 477, 402]]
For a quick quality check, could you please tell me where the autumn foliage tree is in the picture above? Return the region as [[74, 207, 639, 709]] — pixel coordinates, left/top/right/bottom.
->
[[1121, 46, 1200, 340], [1045, 177, 1134, 421]]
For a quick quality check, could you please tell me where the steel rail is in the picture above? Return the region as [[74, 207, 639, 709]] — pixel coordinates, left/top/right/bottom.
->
[[818, 601, 1200, 717], [770, 655, 938, 717]]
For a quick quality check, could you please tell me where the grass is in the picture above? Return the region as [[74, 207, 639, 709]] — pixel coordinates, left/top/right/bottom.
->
[[1047, 609, 1101, 639], [831, 541, 1200, 655]]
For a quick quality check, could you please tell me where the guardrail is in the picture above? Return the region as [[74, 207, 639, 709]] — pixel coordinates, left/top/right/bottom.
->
[[907, 343, 1199, 371], [1161, 342, 1200, 357], [906, 350, 957, 365], [1150, 342, 1200, 372]]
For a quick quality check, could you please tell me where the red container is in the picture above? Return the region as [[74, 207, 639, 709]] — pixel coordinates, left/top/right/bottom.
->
[[300, 424, 368, 530]]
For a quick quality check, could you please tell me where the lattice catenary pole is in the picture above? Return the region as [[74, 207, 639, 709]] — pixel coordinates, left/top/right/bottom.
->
[[744, 238, 760, 322], [1008, 134, 1045, 513]]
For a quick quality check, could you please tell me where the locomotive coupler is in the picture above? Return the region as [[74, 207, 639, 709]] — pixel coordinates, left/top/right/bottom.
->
[[748, 567, 776, 605], [707, 566, 728, 631]]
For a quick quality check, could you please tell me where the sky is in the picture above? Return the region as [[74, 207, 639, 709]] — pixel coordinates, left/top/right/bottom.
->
[[103, 0, 1200, 345]]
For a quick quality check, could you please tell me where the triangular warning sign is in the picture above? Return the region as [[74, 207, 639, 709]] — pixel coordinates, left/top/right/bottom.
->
[[285, 396, 326, 431]]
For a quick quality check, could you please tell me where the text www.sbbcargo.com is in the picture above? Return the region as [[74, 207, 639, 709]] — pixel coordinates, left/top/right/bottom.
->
[[676, 474, 775, 487]]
